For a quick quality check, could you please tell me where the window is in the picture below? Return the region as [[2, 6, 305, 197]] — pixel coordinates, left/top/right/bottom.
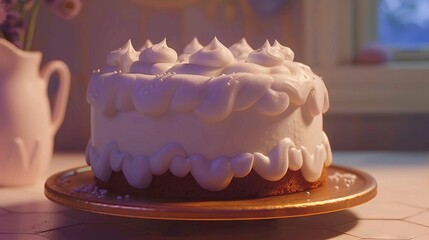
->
[[356, 0, 429, 61], [378, 0, 429, 61], [302, 0, 429, 114], [378, 0, 429, 50]]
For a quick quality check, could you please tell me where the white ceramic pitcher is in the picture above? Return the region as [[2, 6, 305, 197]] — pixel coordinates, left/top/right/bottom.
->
[[0, 39, 70, 186]]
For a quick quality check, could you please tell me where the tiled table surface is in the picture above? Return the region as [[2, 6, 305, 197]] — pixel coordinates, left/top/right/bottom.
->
[[0, 152, 428, 240]]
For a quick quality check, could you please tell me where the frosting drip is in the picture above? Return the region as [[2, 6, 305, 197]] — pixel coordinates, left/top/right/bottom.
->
[[88, 71, 328, 121], [86, 132, 332, 191]]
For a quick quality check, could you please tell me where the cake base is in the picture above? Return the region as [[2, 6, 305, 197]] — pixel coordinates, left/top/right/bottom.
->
[[95, 168, 327, 201]]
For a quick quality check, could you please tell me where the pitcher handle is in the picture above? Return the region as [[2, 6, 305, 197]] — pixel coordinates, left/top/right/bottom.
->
[[40, 60, 71, 135]]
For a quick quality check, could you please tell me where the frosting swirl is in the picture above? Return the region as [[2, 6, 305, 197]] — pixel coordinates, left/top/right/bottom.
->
[[130, 39, 177, 74], [229, 38, 253, 60], [273, 40, 294, 61], [139, 39, 178, 63], [189, 37, 234, 67], [248, 40, 285, 67], [138, 39, 153, 51], [106, 40, 139, 72], [179, 37, 203, 62]]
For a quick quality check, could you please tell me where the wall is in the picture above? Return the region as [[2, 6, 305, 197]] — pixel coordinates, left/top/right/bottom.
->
[[32, 0, 429, 152], [33, 0, 304, 151]]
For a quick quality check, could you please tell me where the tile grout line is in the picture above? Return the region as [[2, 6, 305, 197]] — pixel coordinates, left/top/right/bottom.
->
[[327, 227, 361, 239], [402, 219, 429, 229], [402, 209, 429, 220], [32, 233, 50, 240], [35, 222, 83, 234], [323, 218, 359, 229], [392, 200, 429, 211], [327, 218, 429, 239], [0, 233, 48, 239], [5, 211, 67, 214], [0, 207, 13, 214]]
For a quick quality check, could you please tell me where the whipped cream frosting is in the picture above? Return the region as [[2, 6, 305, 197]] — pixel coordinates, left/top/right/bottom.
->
[[88, 38, 332, 191], [89, 38, 329, 121], [87, 132, 332, 191]]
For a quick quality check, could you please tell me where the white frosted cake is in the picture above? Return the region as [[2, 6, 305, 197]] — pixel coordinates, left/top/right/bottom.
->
[[86, 38, 332, 200]]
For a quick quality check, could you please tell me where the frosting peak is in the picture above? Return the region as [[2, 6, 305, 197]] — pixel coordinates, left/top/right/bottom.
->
[[139, 39, 178, 63], [248, 40, 285, 67], [106, 40, 139, 72], [183, 37, 203, 55], [138, 39, 153, 51], [229, 38, 253, 60], [178, 37, 203, 62], [97, 38, 330, 120], [189, 37, 234, 67], [273, 40, 294, 61]]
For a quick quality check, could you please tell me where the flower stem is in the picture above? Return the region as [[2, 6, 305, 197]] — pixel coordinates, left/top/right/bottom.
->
[[23, 0, 41, 51]]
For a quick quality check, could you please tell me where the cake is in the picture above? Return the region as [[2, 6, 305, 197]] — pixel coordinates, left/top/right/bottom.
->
[[86, 37, 332, 200]]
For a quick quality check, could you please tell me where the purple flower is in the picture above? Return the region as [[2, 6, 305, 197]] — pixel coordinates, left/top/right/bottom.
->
[[1, 0, 84, 49], [3, 0, 17, 6], [1, 11, 25, 48], [0, 0, 6, 25], [4, 0, 35, 7], [46, 0, 82, 20]]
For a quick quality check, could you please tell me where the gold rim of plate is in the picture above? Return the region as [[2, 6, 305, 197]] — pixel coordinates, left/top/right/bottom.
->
[[44, 165, 377, 221]]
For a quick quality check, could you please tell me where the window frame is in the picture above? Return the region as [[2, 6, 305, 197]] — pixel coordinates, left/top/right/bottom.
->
[[302, 0, 429, 114]]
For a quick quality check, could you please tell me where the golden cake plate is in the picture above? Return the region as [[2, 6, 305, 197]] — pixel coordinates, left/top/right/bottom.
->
[[45, 165, 376, 221]]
